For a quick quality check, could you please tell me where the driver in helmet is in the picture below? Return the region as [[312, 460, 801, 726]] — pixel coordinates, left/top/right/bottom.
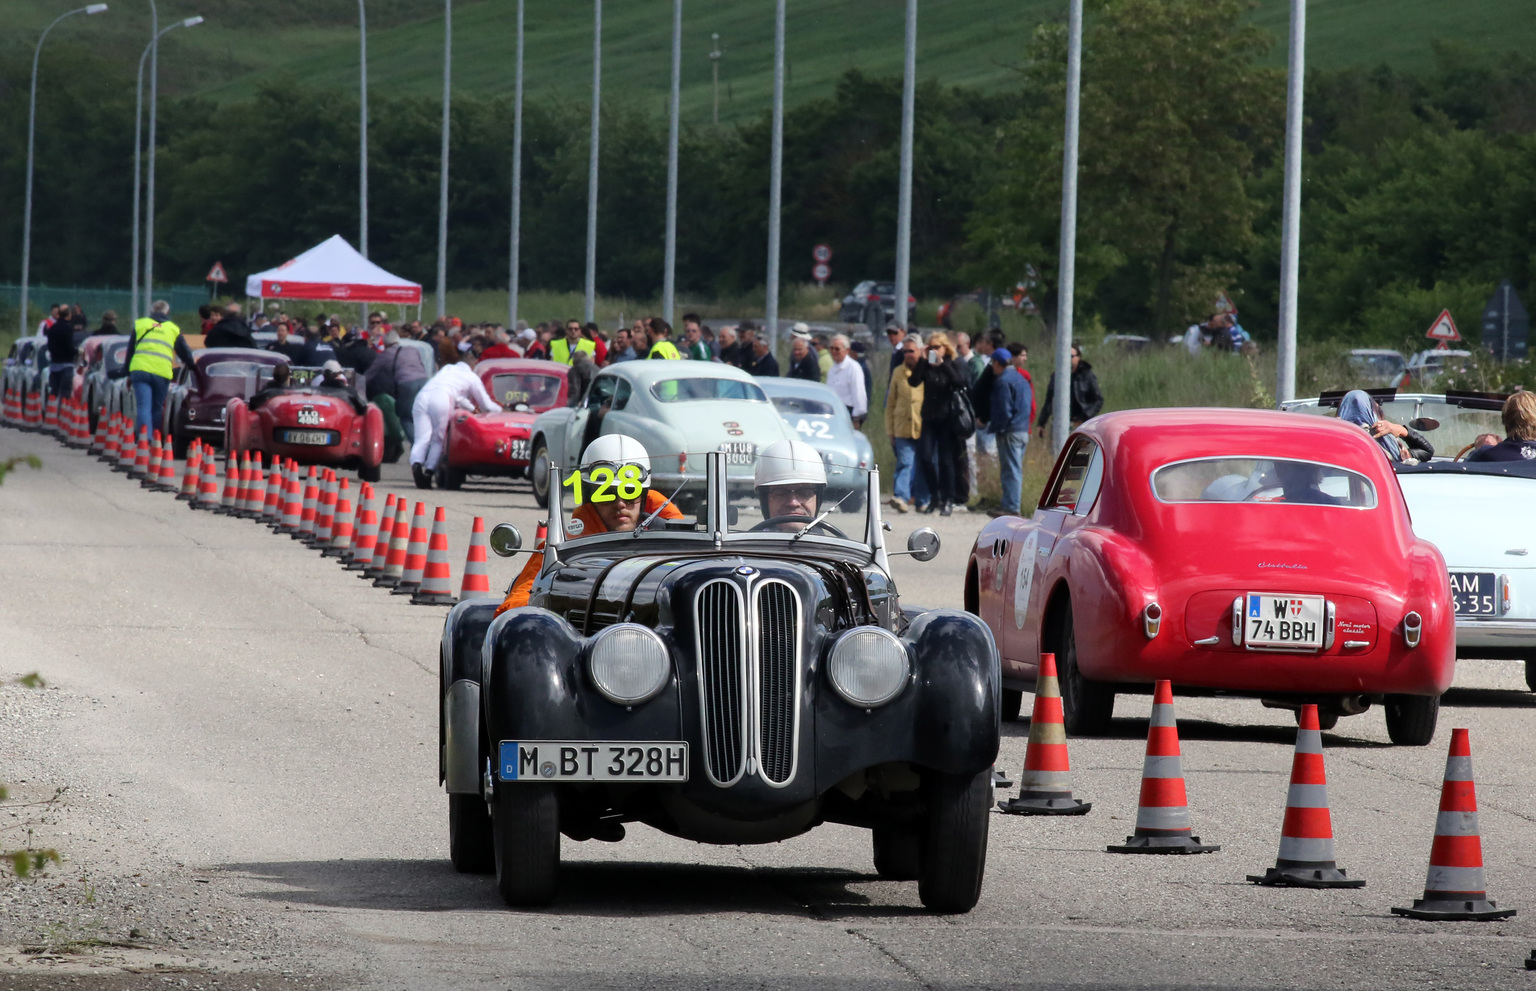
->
[[495, 434, 683, 615], [753, 439, 826, 531]]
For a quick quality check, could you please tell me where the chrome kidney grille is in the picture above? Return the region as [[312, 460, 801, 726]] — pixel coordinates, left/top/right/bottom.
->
[[693, 577, 803, 788]]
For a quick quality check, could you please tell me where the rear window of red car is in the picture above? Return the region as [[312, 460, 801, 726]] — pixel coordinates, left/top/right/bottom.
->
[[1152, 458, 1377, 508]]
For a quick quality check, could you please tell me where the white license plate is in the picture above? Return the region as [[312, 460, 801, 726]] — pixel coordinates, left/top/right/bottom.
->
[[283, 430, 331, 446], [1244, 593, 1325, 649], [717, 442, 756, 465], [498, 741, 688, 782], [508, 438, 530, 461]]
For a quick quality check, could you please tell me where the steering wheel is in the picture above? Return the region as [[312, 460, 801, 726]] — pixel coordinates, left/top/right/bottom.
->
[[1454, 442, 1476, 462], [748, 514, 848, 539]]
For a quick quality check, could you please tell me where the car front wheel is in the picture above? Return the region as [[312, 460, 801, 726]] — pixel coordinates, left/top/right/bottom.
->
[[492, 782, 559, 907], [1058, 601, 1115, 735], [437, 462, 464, 490], [1384, 693, 1439, 746], [1000, 689, 1024, 722], [358, 462, 381, 483], [918, 768, 990, 914], [448, 794, 495, 874], [871, 827, 921, 881], [529, 439, 551, 508]]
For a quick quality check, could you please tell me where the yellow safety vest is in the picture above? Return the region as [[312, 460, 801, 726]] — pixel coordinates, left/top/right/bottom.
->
[[647, 340, 681, 360], [549, 337, 596, 365], [130, 317, 182, 379]]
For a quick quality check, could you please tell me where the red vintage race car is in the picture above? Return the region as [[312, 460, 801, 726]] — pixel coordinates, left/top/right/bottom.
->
[[224, 368, 384, 482], [966, 407, 1454, 745], [435, 358, 568, 489]]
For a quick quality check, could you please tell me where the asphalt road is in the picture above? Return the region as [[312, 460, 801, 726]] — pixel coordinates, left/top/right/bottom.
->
[[3, 432, 1535, 990]]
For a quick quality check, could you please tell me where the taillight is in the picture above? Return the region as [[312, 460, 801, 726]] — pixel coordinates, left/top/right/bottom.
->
[[678, 451, 687, 472], [1142, 603, 1161, 639], [1403, 611, 1422, 649], [868, 294, 880, 303]]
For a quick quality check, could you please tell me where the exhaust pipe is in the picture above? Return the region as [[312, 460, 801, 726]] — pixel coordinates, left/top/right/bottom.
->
[[1403, 611, 1422, 649], [1339, 694, 1372, 715]]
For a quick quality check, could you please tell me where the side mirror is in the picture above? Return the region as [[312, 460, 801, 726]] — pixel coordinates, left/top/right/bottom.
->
[[905, 527, 941, 562], [488, 522, 523, 557]]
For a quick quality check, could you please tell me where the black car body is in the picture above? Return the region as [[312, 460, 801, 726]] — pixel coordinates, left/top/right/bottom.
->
[[440, 455, 998, 912], [838, 280, 918, 329]]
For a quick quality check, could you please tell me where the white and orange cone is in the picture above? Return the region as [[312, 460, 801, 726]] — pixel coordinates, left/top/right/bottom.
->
[[141, 432, 164, 488], [261, 459, 283, 521], [1248, 703, 1363, 888], [157, 436, 178, 489], [114, 419, 135, 471], [391, 501, 430, 595], [1392, 728, 1515, 920], [217, 454, 239, 514], [177, 441, 202, 500], [99, 413, 119, 462], [373, 498, 411, 588], [411, 507, 457, 605], [277, 465, 304, 533], [309, 470, 337, 547], [459, 517, 495, 600], [132, 430, 151, 480], [998, 653, 1091, 815], [363, 492, 396, 578], [1108, 680, 1218, 854], [195, 449, 220, 509], [345, 484, 379, 571], [324, 478, 354, 557]]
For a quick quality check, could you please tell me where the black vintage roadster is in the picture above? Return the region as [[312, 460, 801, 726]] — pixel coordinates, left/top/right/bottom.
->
[[439, 453, 1000, 912]]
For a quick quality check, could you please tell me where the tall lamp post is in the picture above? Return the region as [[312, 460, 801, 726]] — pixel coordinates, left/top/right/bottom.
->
[[1050, 0, 1083, 455], [583, 0, 602, 326], [709, 34, 722, 127], [1274, 0, 1305, 405], [661, 0, 682, 327], [358, 0, 369, 258], [19, 3, 109, 337], [892, 0, 917, 333], [507, 0, 525, 330], [436, 0, 452, 319], [763, 0, 786, 350], [131, 15, 201, 322]]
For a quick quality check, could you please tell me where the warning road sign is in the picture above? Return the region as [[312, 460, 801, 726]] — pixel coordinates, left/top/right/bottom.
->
[[206, 261, 228, 283], [1425, 309, 1460, 342]]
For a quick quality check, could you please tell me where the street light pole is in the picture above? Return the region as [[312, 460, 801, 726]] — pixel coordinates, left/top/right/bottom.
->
[[1051, 0, 1083, 455], [764, 0, 786, 351], [436, 0, 451, 319], [20, 3, 109, 338], [709, 34, 721, 127], [507, 0, 524, 330], [893, 0, 917, 332], [358, 0, 368, 258], [131, 15, 201, 323], [1274, 0, 1305, 405], [584, 0, 602, 326], [662, 0, 681, 327]]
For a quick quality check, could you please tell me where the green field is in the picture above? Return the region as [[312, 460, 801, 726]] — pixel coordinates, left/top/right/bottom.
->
[[11, 0, 1533, 125]]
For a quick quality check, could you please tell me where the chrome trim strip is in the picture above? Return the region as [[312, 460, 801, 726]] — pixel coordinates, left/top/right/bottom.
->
[[1324, 600, 1336, 651], [694, 578, 748, 787], [750, 579, 803, 788]]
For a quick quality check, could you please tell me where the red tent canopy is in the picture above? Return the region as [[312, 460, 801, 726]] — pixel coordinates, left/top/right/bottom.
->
[[244, 235, 422, 305]]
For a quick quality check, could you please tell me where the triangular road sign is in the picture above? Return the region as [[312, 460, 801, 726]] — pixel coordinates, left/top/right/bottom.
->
[[206, 261, 228, 283], [1425, 309, 1460, 341]]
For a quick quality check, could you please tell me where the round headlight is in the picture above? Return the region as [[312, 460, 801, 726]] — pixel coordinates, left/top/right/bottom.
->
[[827, 628, 910, 708], [588, 624, 671, 705]]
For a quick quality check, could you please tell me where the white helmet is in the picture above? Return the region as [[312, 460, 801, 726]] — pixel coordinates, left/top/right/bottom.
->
[[581, 433, 651, 487], [755, 439, 826, 516]]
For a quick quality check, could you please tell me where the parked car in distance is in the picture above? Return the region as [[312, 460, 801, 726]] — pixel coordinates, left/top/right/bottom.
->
[[1395, 349, 1472, 390], [757, 377, 873, 511], [440, 452, 996, 912], [1347, 349, 1407, 388], [838, 280, 917, 329], [966, 407, 1455, 744], [436, 359, 568, 490], [76, 335, 130, 431], [163, 348, 288, 457]]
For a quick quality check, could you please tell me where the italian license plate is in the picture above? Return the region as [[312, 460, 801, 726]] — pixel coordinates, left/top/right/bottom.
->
[[717, 442, 756, 465], [1450, 572, 1496, 615], [281, 429, 332, 446], [498, 741, 688, 782], [508, 438, 530, 461], [1244, 593, 1325, 650]]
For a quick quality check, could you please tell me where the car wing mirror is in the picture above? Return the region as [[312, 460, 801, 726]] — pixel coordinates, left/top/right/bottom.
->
[[888, 527, 940, 562], [1408, 417, 1440, 432], [488, 522, 523, 557]]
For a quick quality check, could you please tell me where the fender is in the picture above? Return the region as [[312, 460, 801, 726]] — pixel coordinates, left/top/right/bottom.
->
[[1064, 527, 1158, 681], [360, 403, 384, 467], [225, 398, 250, 452], [439, 599, 500, 792], [908, 609, 1000, 772]]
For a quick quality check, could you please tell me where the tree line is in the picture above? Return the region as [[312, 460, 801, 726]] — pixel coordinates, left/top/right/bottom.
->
[[1, 0, 1531, 343]]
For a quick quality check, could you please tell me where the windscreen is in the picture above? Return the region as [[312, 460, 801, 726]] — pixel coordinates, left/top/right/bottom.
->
[[649, 378, 768, 403], [490, 372, 562, 411], [1292, 399, 1504, 460], [1152, 458, 1377, 508], [770, 395, 838, 417]]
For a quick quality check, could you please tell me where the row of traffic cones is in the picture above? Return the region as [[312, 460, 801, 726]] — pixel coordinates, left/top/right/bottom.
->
[[997, 655, 1515, 920], [0, 385, 100, 443]]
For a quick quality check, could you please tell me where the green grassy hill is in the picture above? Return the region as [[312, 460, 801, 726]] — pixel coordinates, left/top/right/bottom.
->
[[11, 0, 1534, 125]]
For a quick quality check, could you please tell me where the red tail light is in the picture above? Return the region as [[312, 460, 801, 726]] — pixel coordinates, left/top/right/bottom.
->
[[678, 451, 688, 472]]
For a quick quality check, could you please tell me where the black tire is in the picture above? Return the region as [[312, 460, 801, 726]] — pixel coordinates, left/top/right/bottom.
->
[[1316, 709, 1340, 731], [1000, 688, 1024, 722], [872, 827, 922, 881], [530, 438, 551, 508], [492, 783, 560, 907], [448, 794, 495, 874], [1384, 693, 1439, 746], [1057, 601, 1114, 735], [437, 462, 464, 490], [917, 769, 990, 914], [1525, 658, 1536, 693], [358, 461, 381, 483]]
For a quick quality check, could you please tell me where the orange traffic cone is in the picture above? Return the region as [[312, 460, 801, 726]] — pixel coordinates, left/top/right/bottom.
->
[[277, 464, 304, 533], [239, 453, 261, 516], [1108, 680, 1218, 854], [259, 458, 281, 521], [373, 498, 411, 588], [345, 484, 379, 570], [309, 470, 337, 547], [459, 517, 495, 599], [1392, 729, 1515, 920], [411, 507, 457, 605], [132, 430, 152, 479], [1248, 703, 1363, 888], [113, 419, 134, 471], [157, 435, 178, 489], [142, 432, 165, 488], [392, 501, 430, 595], [295, 466, 319, 539], [43, 395, 58, 435], [195, 447, 220, 509], [998, 653, 1091, 815], [177, 441, 202, 500], [363, 492, 396, 578], [89, 407, 106, 453], [216, 454, 240, 514], [323, 478, 354, 557]]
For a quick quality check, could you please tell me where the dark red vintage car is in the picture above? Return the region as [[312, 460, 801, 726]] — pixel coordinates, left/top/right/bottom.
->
[[163, 348, 288, 458], [224, 367, 385, 482], [435, 358, 568, 489], [966, 408, 1455, 745]]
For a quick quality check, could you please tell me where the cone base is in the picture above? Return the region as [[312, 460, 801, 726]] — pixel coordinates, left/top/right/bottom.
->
[[175, 493, 195, 501], [998, 796, 1092, 816], [372, 575, 402, 588], [390, 582, 422, 596], [1391, 898, 1515, 921], [1248, 866, 1364, 888], [319, 547, 348, 557], [342, 560, 369, 571], [410, 591, 458, 606], [290, 530, 314, 540], [1109, 834, 1218, 855]]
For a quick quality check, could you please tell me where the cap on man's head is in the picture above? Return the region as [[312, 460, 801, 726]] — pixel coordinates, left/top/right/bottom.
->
[[517, 327, 536, 343], [885, 324, 903, 336], [792, 321, 810, 335], [991, 348, 1012, 364], [457, 339, 474, 353], [321, 359, 344, 374]]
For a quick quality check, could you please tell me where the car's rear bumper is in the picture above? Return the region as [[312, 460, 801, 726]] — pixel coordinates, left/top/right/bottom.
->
[[1454, 618, 1536, 652], [1089, 641, 1454, 698]]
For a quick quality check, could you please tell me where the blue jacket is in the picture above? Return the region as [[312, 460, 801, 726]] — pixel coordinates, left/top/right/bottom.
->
[[989, 368, 1033, 434]]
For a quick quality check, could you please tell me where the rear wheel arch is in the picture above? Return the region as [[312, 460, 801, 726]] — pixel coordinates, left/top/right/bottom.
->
[[963, 561, 979, 616]]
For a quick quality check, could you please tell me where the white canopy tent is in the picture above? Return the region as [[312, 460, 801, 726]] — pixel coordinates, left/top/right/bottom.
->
[[244, 235, 422, 309]]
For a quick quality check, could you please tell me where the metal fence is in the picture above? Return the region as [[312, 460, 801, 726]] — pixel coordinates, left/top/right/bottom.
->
[[0, 284, 210, 323]]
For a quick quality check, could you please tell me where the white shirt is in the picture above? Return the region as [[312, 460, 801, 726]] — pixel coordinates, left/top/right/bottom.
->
[[416, 361, 499, 415], [826, 355, 868, 418]]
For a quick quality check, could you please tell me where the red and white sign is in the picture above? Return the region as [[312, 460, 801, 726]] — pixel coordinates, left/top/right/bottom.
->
[[1425, 309, 1460, 342], [244, 234, 423, 305], [812, 263, 831, 284], [812, 244, 832, 263], [206, 261, 228, 283]]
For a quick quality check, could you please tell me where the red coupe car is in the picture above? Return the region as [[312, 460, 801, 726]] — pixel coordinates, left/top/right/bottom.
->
[[434, 358, 568, 489], [224, 368, 385, 482], [966, 408, 1454, 745]]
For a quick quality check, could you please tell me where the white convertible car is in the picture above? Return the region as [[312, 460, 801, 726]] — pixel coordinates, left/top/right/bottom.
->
[[1284, 389, 1536, 690]]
